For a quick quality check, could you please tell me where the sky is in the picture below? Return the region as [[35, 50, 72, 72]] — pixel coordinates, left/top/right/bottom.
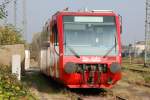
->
[[4, 0, 145, 45]]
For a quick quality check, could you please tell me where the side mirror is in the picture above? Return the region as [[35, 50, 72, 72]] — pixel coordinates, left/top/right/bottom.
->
[[119, 15, 122, 34]]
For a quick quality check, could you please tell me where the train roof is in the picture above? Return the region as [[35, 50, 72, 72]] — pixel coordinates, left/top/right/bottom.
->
[[54, 9, 117, 16]]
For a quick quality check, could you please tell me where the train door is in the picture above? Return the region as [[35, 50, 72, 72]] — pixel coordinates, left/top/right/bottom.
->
[[49, 21, 60, 78]]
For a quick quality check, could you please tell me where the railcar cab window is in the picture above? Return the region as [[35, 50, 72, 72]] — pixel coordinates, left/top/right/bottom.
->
[[52, 23, 58, 46], [63, 16, 118, 56]]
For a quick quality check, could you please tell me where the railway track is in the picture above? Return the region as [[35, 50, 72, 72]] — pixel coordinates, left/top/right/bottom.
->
[[115, 96, 127, 100], [127, 68, 150, 73], [64, 88, 128, 100], [134, 82, 150, 88], [122, 67, 150, 88], [25, 67, 150, 100], [75, 94, 127, 100], [122, 67, 150, 73]]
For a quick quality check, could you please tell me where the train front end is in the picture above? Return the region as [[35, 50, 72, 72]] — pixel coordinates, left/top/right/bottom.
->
[[58, 11, 122, 88]]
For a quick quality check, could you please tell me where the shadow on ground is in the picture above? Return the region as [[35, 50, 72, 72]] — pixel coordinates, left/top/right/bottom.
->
[[21, 71, 66, 94], [21, 70, 110, 97]]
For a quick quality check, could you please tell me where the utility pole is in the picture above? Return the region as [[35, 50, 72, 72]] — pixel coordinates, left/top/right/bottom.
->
[[145, 0, 150, 67], [22, 0, 27, 42], [13, 0, 17, 26]]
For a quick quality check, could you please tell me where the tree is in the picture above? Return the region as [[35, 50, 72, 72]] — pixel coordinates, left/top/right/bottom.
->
[[0, 25, 25, 45], [0, 7, 6, 19], [0, 0, 11, 19]]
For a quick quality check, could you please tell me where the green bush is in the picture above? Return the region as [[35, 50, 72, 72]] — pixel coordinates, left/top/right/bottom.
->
[[0, 65, 30, 99]]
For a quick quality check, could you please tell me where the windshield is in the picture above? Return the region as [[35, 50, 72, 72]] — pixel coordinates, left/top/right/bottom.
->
[[63, 16, 118, 56]]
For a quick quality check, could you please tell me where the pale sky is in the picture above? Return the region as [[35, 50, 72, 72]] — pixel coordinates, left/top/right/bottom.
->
[[5, 0, 145, 45]]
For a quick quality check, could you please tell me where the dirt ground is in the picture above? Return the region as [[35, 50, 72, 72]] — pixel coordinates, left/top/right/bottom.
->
[[22, 71, 112, 100], [112, 79, 150, 100], [21, 68, 150, 100], [23, 59, 150, 100]]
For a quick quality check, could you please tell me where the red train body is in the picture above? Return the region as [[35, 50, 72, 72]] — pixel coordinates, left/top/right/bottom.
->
[[39, 10, 122, 88]]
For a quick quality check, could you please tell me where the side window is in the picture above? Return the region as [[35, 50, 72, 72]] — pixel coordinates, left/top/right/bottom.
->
[[52, 23, 58, 46]]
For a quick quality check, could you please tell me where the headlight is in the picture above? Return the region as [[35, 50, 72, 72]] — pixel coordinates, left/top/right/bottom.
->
[[110, 62, 121, 73], [64, 62, 77, 74]]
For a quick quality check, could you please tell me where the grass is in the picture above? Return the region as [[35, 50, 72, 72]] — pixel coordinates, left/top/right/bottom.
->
[[21, 71, 72, 100], [122, 57, 150, 84], [143, 74, 150, 84], [21, 72, 66, 94], [21, 71, 113, 100]]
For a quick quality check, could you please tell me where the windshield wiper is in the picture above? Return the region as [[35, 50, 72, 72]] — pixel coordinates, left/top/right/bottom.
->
[[103, 35, 117, 58], [64, 43, 80, 58], [69, 46, 80, 58], [103, 44, 116, 58]]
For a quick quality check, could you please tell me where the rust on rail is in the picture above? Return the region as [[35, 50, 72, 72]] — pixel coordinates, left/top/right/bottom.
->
[[116, 96, 127, 100]]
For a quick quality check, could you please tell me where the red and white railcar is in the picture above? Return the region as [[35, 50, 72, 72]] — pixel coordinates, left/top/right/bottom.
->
[[40, 10, 122, 88]]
